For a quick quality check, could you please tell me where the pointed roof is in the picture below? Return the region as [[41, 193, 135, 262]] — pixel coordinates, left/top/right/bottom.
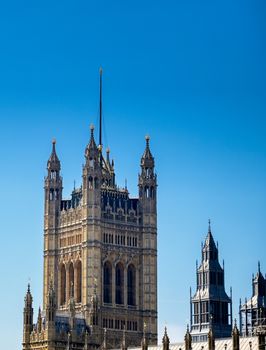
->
[[88, 124, 98, 151], [85, 124, 100, 162], [141, 135, 154, 168], [162, 326, 170, 345], [47, 139, 60, 171], [25, 283, 33, 306], [252, 261, 266, 297], [232, 319, 239, 336], [142, 135, 153, 159], [203, 219, 217, 252], [254, 261, 264, 281]]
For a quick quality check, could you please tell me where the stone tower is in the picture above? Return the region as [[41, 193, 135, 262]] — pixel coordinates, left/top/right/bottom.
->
[[190, 221, 232, 342], [239, 262, 266, 336], [23, 71, 158, 350]]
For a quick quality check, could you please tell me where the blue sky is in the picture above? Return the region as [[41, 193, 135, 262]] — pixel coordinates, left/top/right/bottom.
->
[[0, 1, 266, 348]]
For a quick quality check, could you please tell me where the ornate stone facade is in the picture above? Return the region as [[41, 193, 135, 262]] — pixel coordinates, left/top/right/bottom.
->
[[22, 76, 157, 350]]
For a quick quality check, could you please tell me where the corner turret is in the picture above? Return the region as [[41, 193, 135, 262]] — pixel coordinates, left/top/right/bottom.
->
[[184, 325, 192, 350], [138, 136, 157, 221], [43, 140, 63, 307], [23, 284, 33, 345], [45, 139, 62, 217], [232, 319, 240, 350], [162, 327, 170, 350], [83, 125, 102, 216]]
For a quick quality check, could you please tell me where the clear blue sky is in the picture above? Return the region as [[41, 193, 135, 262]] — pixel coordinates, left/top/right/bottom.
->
[[0, 1, 266, 349]]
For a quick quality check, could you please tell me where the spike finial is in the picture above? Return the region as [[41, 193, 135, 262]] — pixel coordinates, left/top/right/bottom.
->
[[258, 261, 261, 272], [52, 138, 56, 153], [208, 219, 211, 233], [145, 135, 150, 145]]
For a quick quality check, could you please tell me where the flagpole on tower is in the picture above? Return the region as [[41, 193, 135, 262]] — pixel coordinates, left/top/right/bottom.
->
[[99, 67, 103, 148]]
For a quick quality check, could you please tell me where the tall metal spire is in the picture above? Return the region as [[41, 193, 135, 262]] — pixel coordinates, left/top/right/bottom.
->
[[99, 67, 103, 147]]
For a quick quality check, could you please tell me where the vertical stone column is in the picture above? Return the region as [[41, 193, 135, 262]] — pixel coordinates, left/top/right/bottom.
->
[[58, 266, 62, 306], [124, 267, 128, 306], [112, 264, 116, 305], [66, 264, 70, 304], [74, 262, 78, 302], [136, 268, 140, 307]]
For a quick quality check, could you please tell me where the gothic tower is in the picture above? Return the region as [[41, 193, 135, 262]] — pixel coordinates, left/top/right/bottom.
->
[[23, 70, 158, 350], [43, 139, 62, 308], [23, 284, 33, 348], [239, 262, 266, 336], [190, 221, 232, 342]]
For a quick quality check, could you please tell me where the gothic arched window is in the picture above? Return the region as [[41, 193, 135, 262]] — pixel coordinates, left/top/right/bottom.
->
[[115, 263, 124, 305], [145, 186, 149, 198], [103, 261, 112, 303], [60, 264, 66, 305], [76, 260, 82, 303], [69, 262, 74, 299], [127, 264, 136, 306], [88, 176, 93, 189]]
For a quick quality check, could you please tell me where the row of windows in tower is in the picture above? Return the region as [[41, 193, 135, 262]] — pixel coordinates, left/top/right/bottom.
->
[[193, 301, 229, 325], [103, 233, 138, 247], [102, 318, 138, 331], [103, 262, 136, 306], [49, 189, 60, 201], [59, 234, 82, 248], [50, 170, 59, 180], [197, 271, 224, 287], [139, 186, 155, 199]]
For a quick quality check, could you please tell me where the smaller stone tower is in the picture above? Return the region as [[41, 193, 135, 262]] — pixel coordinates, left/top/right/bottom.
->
[[162, 327, 170, 350], [43, 140, 62, 308], [138, 136, 157, 339], [23, 284, 33, 348], [190, 221, 232, 342], [232, 320, 240, 350], [240, 262, 266, 336]]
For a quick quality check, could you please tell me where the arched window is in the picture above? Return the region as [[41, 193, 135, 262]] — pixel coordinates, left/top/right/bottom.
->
[[145, 186, 149, 198], [76, 260, 82, 303], [88, 176, 93, 189], [103, 261, 112, 303], [89, 158, 94, 168], [49, 189, 54, 201], [60, 264, 66, 305], [115, 263, 124, 305], [127, 264, 136, 306], [69, 262, 74, 299]]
